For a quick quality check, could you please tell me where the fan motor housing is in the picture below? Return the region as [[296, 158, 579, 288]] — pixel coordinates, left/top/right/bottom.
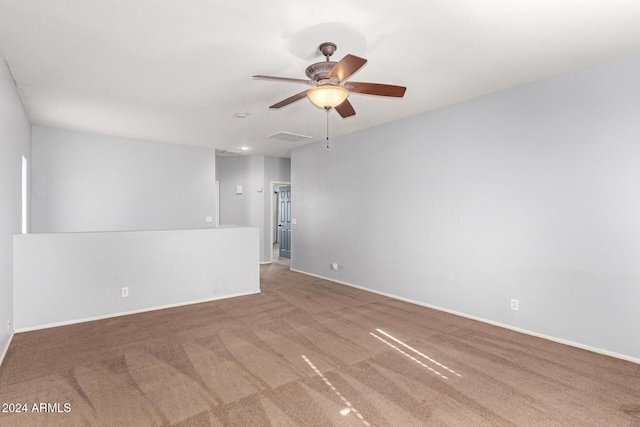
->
[[305, 61, 337, 82]]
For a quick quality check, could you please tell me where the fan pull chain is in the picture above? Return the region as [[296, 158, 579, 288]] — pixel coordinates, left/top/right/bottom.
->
[[325, 107, 330, 149]]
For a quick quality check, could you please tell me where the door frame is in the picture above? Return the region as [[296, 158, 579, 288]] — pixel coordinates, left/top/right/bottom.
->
[[269, 180, 291, 262]]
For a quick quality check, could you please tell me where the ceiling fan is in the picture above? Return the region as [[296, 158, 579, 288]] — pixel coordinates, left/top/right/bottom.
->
[[253, 42, 406, 118]]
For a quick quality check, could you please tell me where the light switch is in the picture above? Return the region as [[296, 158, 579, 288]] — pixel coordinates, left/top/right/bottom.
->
[[236, 185, 243, 194], [292, 218, 297, 225]]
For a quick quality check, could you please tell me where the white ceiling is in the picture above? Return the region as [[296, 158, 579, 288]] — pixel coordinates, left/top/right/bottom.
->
[[1, 1, 640, 158]]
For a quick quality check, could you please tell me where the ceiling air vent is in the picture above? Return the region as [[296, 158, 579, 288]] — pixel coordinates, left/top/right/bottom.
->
[[266, 131, 312, 142], [216, 149, 244, 156]]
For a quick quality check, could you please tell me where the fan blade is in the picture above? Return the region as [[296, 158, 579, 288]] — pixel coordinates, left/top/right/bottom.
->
[[345, 82, 406, 97], [253, 75, 314, 85], [335, 99, 356, 118], [269, 91, 308, 109], [327, 54, 367, 82]]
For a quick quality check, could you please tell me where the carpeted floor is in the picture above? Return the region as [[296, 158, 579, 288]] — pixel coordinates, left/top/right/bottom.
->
[[1, 262, 639, 426]]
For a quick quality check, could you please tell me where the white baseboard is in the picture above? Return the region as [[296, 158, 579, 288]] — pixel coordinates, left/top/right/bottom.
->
[[0, 331, 14, 367], [290, 268, 640, 365], [15, 290, 261, 334]]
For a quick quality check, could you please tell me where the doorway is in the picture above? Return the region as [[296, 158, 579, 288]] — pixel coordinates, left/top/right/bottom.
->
[[270, 181, 291, 263], [278, 186, 291, 259]]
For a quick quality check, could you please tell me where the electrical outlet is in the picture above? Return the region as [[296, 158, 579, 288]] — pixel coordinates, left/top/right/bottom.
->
[[121, 287, 129, 298], [331, 263, 338, 271], [511, 299, 519, 311]]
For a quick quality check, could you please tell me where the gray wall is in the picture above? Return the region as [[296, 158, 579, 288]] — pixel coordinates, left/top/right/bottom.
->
[[14, 227, 259, 330], [217, 155, 264, 228], [31, 126, 217, 233], [0, 56, 31, 362], [217, 155, 290, 263], [292, 51, 640, 361]]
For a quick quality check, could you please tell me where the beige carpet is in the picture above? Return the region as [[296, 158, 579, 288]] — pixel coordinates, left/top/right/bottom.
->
[[1, 262, 639, 426]]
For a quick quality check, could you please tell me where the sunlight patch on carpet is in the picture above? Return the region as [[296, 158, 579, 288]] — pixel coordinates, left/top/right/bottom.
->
[[375, 329, 462, 377], [370, 330, 459, 379], [301, 355, 371, 427]]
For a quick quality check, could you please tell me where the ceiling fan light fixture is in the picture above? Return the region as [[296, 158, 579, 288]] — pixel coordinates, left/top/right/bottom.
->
[[306, 86, 349, 109]]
